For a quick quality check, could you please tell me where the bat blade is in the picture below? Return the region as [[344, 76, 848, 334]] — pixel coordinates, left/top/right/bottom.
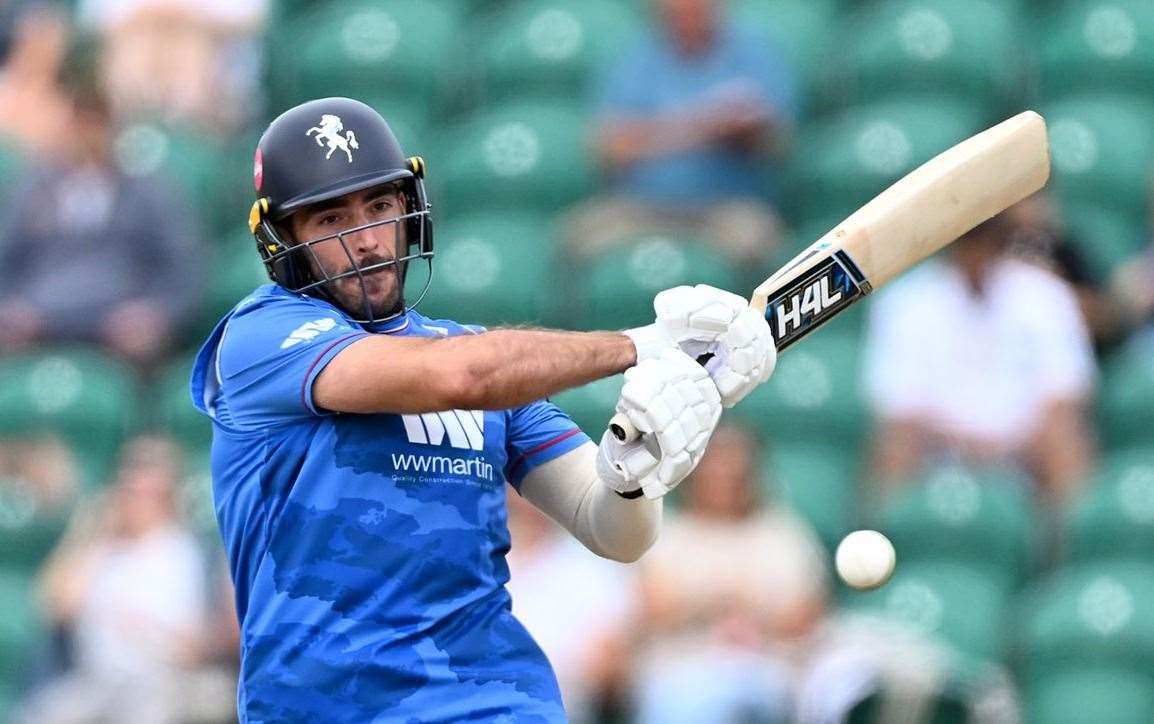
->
[[754, 110, 1050, 351], [609, 110, 1050, 444]]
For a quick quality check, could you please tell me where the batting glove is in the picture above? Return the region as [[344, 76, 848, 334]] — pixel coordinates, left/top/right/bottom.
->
[[596, 348, 723, 499], [624, 284, 777, 407]]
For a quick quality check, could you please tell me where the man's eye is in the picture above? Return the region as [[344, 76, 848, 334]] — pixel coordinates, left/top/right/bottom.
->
[[372, 200, 393, 213], [318, 214, 340, 226]]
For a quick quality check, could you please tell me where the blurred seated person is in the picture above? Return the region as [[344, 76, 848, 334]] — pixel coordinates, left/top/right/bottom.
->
[[505, 488, 638, 724], [76, 0, 266, 132], [0, 81, 199, 368], [1109, 184, 1154, 335], [863, 214, 1096, 505], [565, 0, 796, 264], [623, 423, 828, 724], [19, 436, 207, 724]]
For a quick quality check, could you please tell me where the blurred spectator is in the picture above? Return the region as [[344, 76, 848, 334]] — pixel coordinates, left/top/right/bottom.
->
[[0, 435, 80, 519], [795, 616, 1020, 723], [623, 423, 828, 723], [1004, 194, 1128, 350], [0, 2, 71, 155], [504, 488, 637, 724], [863, 214, 1097, 505], [1112, 245, 1154, 332], [0, 80, 200, 369], [76, 0, 266, 132], [565, 0, 795, 264], [0, 435, 81, 573], [18, 435, 207, 724]]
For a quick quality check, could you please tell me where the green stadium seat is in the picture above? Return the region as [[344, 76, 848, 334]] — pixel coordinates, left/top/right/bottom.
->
[[763, 442, 859, 552], [0, 135, 25, 206], [274, 1, 464, 112], [1065, 449, 1154, 563], [838, 0, 1022, 113], [196, 230, 270, 338], [419, 212, 559, 328], [549, 375, 623, 437], [1026, 667, 1154, 724], [156, 353, 212, 458], [435, 101, 594, 217], [571, 233, 743, 331], [114, 122, 234, 238], [1040, 94, 1154, 228], [211, 129, 266, 241], [475, 0, 645, 104], [732, 0, 838, 116], [1019, 561, 1154, 724], [0, 482, 69, 575], [0, 570, 44, 691], [1060, 202, 1147, 282], [878, 465, 1037, 592], [1096, 335, 1154, 451], [787, 97, 985, 222], [352, 98, 431, 160], [1038, 0, 1154, 102], [846, 561, 1011, 662], [0, 349, 137, 489], [731, 323, 867, 450]]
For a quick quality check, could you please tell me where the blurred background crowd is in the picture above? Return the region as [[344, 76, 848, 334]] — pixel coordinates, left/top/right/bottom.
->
[[1, 0, 1153, 722]]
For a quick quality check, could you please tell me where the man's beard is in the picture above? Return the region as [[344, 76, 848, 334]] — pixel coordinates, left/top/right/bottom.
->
[[326, 257, 405, 321]]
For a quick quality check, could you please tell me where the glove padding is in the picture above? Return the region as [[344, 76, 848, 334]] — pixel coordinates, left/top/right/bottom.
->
[[596, 348, 723, 499], [625, 284, 777, 408]]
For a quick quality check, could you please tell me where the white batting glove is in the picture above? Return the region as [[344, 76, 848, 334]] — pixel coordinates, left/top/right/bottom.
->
[[596, 348, 723, 499], [624, 284, 777, 407]]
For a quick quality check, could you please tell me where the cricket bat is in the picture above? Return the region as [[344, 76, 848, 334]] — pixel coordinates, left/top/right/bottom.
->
[[610, 110, 1051, 443]]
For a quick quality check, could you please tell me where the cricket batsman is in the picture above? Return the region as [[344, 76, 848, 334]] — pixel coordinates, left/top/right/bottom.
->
[[190, 97, 777, 722]]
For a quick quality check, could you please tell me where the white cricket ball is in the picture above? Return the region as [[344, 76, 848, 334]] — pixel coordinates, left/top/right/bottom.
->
[[835, 530, 896, 590]]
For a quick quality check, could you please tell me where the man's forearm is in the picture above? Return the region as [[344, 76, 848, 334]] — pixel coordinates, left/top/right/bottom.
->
[[454, 329, 636, 410], [316, 328, 637, 414]]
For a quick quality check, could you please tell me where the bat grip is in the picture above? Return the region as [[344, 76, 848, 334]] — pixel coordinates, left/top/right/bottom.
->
[[607, 351, 715, 444]]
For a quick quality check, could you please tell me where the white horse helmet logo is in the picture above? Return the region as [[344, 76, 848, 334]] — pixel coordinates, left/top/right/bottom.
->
[[306, 114, 360, 162]]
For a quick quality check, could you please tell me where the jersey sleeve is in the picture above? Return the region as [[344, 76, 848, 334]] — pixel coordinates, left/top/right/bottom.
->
[[214, 297, 369, 429], [503, 399, 591, 489]]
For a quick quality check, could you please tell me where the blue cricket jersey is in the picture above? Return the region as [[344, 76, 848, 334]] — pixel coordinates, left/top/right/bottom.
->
[[190, 285, 590, 723]]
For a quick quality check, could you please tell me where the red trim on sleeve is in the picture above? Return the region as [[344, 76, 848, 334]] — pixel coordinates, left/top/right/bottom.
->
[[507, 427, 583, 478], [298, 333, 367, 413]]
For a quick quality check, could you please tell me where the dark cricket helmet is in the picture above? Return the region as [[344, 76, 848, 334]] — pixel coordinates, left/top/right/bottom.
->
[[248, 97, 433, 323]]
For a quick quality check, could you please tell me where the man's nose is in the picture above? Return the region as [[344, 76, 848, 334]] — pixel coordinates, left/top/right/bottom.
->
[[346, 214, 395, 257]]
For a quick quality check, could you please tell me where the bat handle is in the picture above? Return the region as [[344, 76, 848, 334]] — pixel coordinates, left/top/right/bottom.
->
[[609, 413, 639, 443], [607, 351, 715, 444]]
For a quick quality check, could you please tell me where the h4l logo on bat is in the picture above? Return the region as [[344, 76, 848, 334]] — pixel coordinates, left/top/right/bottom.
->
[[306, 114, 359, 162], [775, 275, 843, 337], [764, 251, 868, 351]]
